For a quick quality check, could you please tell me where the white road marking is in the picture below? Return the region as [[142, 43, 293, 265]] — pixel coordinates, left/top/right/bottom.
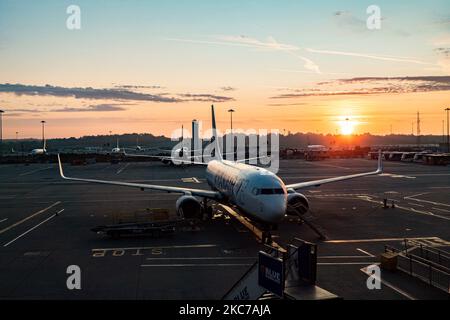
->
[[19, 166, 53, 177], [145, 257, 255, 261], [0, 201, 61, 236], [357, 248, 376, 258], [318, 255, 376, 259], [432, 207, 450, 213], [0, 218, 8, 223], [385, 174, 416, 179], [404, 193, 450, 208], [303, 162, 351, 170], [408, 203, 425, 208], [360, 266, 416, 300], [92, 244, 218, 252], [181, 177, 201, 184], [141, 263, 252, 268], [3, 209, 64, 247], [318, 262, 379, 266], [358, 196, 450, 221], [325, 237, 442, 244], [116, 163, 130, 175]]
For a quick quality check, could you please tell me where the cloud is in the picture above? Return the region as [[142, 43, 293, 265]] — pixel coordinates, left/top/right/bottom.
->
[[434, 48, 450, 73], [2, 108, 41, 113], [0, 83, 180, 103], [0, 83, 235, 104], [178, 94, 234, 103], [220, 86, 236, 92], [306, 48, 435, 65], [167, 35, 321, 74], [318, 76, 450, 85], [435, 48, 450, 57], [114, 85, 164, 90], [271, 76, 450, 99], [52, 104, 127, 112]]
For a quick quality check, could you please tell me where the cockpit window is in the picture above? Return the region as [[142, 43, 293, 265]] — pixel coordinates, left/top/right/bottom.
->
[[253, 188, 284, 195]]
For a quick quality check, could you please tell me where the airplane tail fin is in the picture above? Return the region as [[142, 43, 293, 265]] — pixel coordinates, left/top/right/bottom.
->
[[211, 105, 223, 161], [377, 150, 384, 174]]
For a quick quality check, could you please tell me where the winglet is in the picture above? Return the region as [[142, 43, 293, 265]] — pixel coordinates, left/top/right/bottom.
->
[[211, 105, 223, 161], [57, 154, 66, 179], [377, 150, 383, 174]]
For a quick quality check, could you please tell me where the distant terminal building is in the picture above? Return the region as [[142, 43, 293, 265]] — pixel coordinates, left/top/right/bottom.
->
[[305, 145, 329, 161]]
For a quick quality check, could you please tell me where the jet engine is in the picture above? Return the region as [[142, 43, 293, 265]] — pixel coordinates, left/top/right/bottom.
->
[[176, 195, 202, 220], [286, 192, 310, 216]]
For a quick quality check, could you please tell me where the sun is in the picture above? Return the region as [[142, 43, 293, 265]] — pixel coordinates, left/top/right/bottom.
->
[[339, 118, 356, 135]]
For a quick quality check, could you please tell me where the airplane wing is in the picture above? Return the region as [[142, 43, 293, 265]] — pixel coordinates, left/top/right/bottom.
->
[[57, 155, 220, 199], [285, 150, 383, 190]]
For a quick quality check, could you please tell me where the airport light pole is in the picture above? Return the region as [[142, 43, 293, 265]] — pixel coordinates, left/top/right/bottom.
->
[[41, 121, 46, 149], [228, 109, 235, 135], [0, 110, 5, 157], [228, 109, 235, 157], [0, 110, 4, 157], [446, 108, 450, 153]]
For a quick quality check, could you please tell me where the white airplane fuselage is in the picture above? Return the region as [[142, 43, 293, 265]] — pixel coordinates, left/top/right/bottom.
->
[[30, 148, 46, 155], [206, 160, 287, 223]]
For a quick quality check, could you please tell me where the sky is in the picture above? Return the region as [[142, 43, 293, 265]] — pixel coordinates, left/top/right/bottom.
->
[[0, 0, 449, 139]]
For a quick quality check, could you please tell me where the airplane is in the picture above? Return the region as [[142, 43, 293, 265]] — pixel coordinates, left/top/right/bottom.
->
[[57, 105, 383, 228], [111, 138, 123, 154], [30, 139, 47, 155], [123, 125, 207, 165]]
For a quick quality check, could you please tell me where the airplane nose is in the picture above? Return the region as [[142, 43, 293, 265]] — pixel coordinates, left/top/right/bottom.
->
[[262, 197, 286, 223]]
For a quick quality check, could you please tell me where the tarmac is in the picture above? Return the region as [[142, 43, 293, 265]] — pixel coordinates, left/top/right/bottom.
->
[[0, 158, 449, 299]]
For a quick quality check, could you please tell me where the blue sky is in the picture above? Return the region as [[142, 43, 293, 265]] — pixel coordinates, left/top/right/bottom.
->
[[0, 0, 449, 138]]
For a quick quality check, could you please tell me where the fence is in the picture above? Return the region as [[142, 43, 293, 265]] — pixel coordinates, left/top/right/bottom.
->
[[385, 245, 450, 293]]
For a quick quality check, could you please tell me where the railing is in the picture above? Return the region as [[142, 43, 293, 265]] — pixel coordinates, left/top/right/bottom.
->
[[385, 245, 450, 294], [403, 239, 450, 270]]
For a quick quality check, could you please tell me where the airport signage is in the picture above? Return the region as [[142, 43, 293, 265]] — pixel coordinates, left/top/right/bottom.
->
[[258, 251, 284, 297]]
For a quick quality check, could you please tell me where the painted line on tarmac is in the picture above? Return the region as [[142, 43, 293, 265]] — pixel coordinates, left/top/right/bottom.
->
[[432, 207, 450, 213], [408, 203, 425, 208], [404, 193, 450, 208], [92, 244, 218, 252], [358, 196, 450, 221], [116, 163, 131, 175], [318, 262, 378, 266], [3, 209, 65, 247], [357, 248, 376, 258], [0, 201, 61, 236], [302, 162, 352, 170], [145, 257, 255, 261], [324, 237, 442, 244], [19, 166, 53, 177], [0, 218, 8, 223], [141, 263, 253, 268]]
